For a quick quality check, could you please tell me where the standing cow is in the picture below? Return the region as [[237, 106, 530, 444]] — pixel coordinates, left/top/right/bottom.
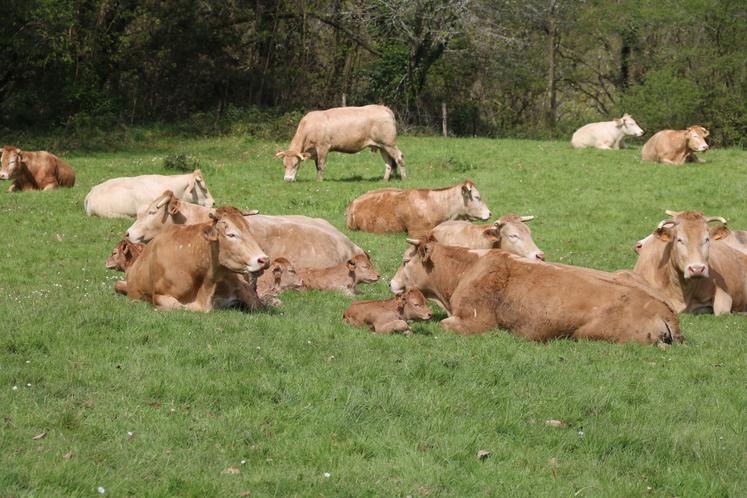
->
[[641, 126, 709, 164], [570, 114, 644, 149], [275, 105, 406, 182], [0, 146, 75, 191], [346, 180, 491, 235]]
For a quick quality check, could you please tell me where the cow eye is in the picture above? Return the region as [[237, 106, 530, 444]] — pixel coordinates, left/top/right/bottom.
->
[[474, 196, 481, 201], [677, 238, 684, 244], [704, 237, 709, 243], [148, 210, 156, 215], [227, 233, 238, 239], [509, 234, 519, 239]]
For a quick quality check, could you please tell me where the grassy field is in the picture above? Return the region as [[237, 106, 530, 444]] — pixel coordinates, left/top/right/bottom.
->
[[1, 135, 746, 497]]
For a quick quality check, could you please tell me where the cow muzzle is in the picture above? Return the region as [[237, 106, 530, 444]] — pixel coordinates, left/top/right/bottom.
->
[[246, 255, 271, 273], [685, 264, 708, 279], [0, 172, 7, 180]]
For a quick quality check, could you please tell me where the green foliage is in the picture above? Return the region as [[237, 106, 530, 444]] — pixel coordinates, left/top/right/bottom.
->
[[1, 136, 747, 495], [162, 154, 203, 172]]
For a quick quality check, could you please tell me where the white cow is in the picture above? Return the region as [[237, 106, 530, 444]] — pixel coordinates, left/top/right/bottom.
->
[[571, 114, 644, 149], [84, 169, 214, 218]]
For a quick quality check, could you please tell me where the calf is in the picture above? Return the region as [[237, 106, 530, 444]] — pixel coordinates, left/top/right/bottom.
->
[[430, 214, 544, 260], [105, 239, 145, 272], [0, 146, 75, 191], [298, 254, 379, 295], [343, 288, 432, 333], [346, 179, 491, 235], [118, 207, 270, 312], [256, 257, 304, 307], [634, 211, 747, 314], [390, 238, 682, 344], [641, 125, 710, 164], [571, 114, 644, 149]]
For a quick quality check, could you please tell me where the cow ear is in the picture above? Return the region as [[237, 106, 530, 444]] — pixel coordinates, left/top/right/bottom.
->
[[167, 195, 179, 215], [421, 242, 435, 262], [483, 228, 500, 241], [346, 259, 357, 271], [272, 264, 283, 275], [202, 224, 219, 242], [655, 221, 676, 242], [300, 152, 311, 161], [461, 183, 472, 198], [122, 244, 131, 256], [394, 293, 405, 307], [614, 118, 623, 128]]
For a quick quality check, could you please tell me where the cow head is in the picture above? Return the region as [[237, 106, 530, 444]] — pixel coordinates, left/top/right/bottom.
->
[[686, 126, 709, 152], [203, 207, 269, 274], [655, 210, 726, 279], [268, 257, 304, 291], [390, 238, 436, 294], [615, 113, 644, 137], [634, 234, 654, 254], [126, 190, 187, 243], [347, 253, 380, 284], [395, 287, 432, 321], [186, 170, 214, 207], [275, 150, 311, 182], [105, 239, 143, 271], [486, 214, 544, 260], [0, 146, 22, 180], [461, 180, 491, 221]]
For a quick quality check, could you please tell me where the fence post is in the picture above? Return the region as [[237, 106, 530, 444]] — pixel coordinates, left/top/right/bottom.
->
[[342, 93, 347, 107], [442, 102, 448, 137]]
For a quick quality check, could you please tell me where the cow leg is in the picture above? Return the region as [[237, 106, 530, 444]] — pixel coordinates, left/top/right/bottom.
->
[[7, 182, 18, 192], [42, 183, 56, 191], [373, 319, 409, 334], [235, 278, 265, 310], [315, 150, 328, 182], [379, 149, 394, 181], [440, 315, 490, 335], [713, 286, 733, 316], [381, 145, 406, 180], [114, 280, 128, 295], [153, 294, 190, 311]]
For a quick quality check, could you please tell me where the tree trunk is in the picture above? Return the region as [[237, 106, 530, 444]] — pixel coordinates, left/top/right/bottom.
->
[[545, 2, 559, 131]]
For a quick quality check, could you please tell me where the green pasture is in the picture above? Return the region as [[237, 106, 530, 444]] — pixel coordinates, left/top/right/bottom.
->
[[1, 136, 745, 497]]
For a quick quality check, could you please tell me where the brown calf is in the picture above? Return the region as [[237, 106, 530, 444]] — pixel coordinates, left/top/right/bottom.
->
[[298, 254, 379, 295], [106, 239, 145, 272], [343, 288, 432, 333], [0, 146, 75, 191], [256, 257, 304, 306]]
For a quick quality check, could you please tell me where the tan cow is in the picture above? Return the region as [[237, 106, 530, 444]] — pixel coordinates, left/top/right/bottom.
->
[[105, 239, 145, 272], [84, 169, 214, 218], [634, 211, 747, 314], [346, 180, 491, 235], [430, 214, 544, 260], [126, 190, 366, 268], [298, 254, 379, 295], [118, 207, 270, 312], [256, 257, 304, 307], [343, 288, 433, 334], [0, 146, 75, 191], [571, 114, 644, 149], [275, 104, 405, 182], [390, 238, 682, 344], [641, 126, 710, 164]]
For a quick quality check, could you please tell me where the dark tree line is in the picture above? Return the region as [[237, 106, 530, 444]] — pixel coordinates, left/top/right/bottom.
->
[[2, 0, 746, 145]]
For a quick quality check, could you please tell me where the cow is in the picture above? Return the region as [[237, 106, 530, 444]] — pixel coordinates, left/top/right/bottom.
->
[[256, 257, 304, 307], [346, 179, 491, 235], [343, 288, 433, 334], [105, 239, 145, 272], [633, 210, 747, 315], [84, 169, 214, 218], [570, 114, 644, 149], [117, 207, 270, 312], [389, 238, 682, 344], [710, 223, 747, 256], [641, 125, 710, 164], [0, 146, 75, 191], [297, 254, 379, 295], [430, 214, 544, 260], [125, 190, 366, 268], [275, 104, 405, 182]]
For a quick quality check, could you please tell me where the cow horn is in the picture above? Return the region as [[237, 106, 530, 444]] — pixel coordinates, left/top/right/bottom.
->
[[656, 219, 677, 230], [705, 216, 727, 225], [274, 151, 285, 158], [241, 209, 259, 216], [155, 196, 170, 209], [208, 211, 220, 221], [295, 152, 306, 161], [520, 215, 535, 222], [406, 238, 421, 246], [664, 210, 681, 217]]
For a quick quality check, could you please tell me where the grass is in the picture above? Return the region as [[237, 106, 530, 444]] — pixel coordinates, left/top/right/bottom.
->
[[1, 135, 746, 497]]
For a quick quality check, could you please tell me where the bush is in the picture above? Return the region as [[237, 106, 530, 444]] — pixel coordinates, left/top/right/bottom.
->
[[163, 154, 203, 172]]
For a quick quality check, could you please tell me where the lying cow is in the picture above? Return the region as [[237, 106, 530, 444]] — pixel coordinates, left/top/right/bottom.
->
[[390, 238, 682, 344], [430, 214, 544, 260], [256, 257, 304, 307], [346, 180, 491, 235], [634, 210, 747, 314], [105, 239, 145, 272], [117, 207, 269, 311], [0, 146, 75, 191], [641, 125, 709, 164], [275, 104, 405, 182], [570, 114, 644, 149], [85, 169, 214, 218], [343, 288, 432, 334], [298, 254, 379, 295], [126, 190, 366, 268], [710, 223, 747, 256]]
